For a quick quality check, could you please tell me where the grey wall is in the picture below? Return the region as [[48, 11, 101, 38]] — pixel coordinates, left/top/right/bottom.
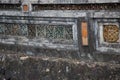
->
[[0, 1, 120, 60]]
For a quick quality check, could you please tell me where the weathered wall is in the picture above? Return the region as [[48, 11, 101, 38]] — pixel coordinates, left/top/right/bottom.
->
[[0, 1, 120, 61], [0, 53, 120, 80], [0, 1, 120, 80]]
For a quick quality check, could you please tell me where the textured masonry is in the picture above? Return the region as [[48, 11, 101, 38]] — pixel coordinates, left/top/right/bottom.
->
[[0, 0, 120, 60]]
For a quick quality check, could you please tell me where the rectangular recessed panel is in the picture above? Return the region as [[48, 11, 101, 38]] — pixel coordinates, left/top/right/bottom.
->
[[36, 24, 73, 40], [0, 4, 21, 10], [0, 24, 28, 36], [96, 22, 120, 52], [0, 23, 73, 44], [81, 22, 88, 46]]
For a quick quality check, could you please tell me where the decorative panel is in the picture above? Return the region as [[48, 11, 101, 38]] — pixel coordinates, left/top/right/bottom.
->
[[28, 25, 36, 38], [103, 25, 119, 43], [32, 3, 120, 11], [36, 24, 73, 40], [0, 23, 73, 45], [96, 21, 120, 53], [0, 24, 28, 36], [0, 4, 21, 10]]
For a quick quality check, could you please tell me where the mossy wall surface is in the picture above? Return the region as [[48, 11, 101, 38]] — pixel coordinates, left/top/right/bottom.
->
[[0, 53, 120, 80]]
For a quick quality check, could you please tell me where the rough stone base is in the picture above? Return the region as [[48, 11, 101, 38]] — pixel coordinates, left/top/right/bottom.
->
[[0, 53, 120, 80]]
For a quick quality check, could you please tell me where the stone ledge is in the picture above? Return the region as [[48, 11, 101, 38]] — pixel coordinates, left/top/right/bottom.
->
[[0, 11, 120, 18]]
